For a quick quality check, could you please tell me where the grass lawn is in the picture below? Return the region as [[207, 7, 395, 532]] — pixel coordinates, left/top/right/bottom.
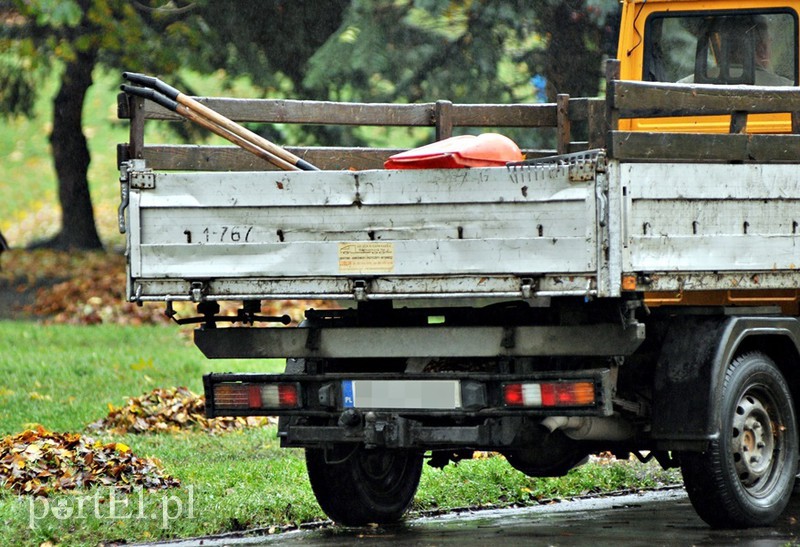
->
[[0, 321, 682, 546]]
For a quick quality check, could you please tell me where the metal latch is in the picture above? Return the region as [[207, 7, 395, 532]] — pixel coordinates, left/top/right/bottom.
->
[[118, 162, 131, 234], [520, 278, 534, 299], [119, 159, 151, 233], [190, 281, 206, 302], [353, 279, 368, 301]]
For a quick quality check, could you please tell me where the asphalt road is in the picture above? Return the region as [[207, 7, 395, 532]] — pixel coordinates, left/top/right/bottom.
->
[[149, 488, 800, 547]]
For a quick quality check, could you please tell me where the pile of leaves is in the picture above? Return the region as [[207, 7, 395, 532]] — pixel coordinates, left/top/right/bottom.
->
[[0, 426, 179, 496], [1, 249, 332, 325], [0, 249, 166, 325], [89, 387, 275, 434]]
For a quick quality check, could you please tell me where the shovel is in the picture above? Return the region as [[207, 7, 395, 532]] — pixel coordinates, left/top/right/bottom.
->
[[121, 73, 319, 172]]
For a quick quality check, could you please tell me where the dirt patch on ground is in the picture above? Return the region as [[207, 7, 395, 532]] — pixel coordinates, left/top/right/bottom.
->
[[0, 277, 52, 320]]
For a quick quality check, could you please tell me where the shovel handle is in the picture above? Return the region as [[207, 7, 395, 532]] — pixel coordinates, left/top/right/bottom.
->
[[120, 84, 178, 111], [121, 84, 298, 171], [123, 72, 180, 101], [122, 72, 319, 171]]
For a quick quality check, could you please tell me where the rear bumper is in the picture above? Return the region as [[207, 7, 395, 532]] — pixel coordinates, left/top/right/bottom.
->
[[195, 323, 645, 359]]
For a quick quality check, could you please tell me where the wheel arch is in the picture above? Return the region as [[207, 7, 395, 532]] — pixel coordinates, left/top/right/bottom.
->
[[730, 330, 800, 435], [651, 315, 800, 449]]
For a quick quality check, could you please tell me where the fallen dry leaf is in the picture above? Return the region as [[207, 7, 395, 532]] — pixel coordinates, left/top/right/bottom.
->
[[89, 387, 276, 434], [1, 249, 333, 325], [0, 425, 179, 496]]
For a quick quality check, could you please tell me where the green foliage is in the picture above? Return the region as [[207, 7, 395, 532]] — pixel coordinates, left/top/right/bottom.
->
[[192, 0, 349, 95], [304, 0, 542, 104], [0, 54, 37, 117], [0, 1, 215, 117], [24, 0, 83, 27]]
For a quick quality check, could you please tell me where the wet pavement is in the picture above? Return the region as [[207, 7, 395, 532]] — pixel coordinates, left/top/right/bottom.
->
[[151, 488, 800, 546]]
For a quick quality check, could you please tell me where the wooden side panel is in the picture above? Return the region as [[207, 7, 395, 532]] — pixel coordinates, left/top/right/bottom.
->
[[117, 92, 606, 171], [609, 131, 800, 162]]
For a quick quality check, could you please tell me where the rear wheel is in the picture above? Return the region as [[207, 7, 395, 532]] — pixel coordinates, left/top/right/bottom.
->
[[681, 351, 798, 528], [306, 445, 423, 526]]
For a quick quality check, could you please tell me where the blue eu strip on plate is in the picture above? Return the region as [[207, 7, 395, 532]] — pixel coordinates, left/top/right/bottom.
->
[[341, 380, 355, 408]]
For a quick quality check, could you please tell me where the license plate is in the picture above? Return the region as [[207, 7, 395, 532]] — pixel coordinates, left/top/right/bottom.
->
[[341, 380, 462, 410]]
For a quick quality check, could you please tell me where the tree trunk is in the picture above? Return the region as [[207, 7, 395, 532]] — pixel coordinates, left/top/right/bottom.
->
[[45, 48, 103, 250], [539, 2, 605, 101]]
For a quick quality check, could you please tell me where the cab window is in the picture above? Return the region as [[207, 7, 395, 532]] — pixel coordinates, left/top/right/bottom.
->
[[644, 11, 797, 86]]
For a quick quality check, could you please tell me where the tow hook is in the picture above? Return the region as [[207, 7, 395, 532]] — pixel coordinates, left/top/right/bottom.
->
[[338, 408, 362, 428]]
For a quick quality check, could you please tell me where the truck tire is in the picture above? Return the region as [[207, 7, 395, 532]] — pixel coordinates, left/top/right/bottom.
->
[[680, 351, 798, 528], [306, 445, 423, 526]]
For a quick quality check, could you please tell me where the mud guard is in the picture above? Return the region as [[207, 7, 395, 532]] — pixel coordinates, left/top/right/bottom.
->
[[651, 315, 800, 448]]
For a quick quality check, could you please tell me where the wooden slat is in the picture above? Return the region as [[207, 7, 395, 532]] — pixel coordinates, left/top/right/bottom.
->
[[556, 94, 571, 155], [564, 97, 596, 120], [792, 111, 800, 133], [128, 95, 145, 160], [609, 131, 800, 162], [141, 145, 563, 171], [450, 103, 558, 127], [586, 100, 606, 149], [730, 111, 748, 134], [120, 93, 567, 129], [605, 61, 622, 132], [435, 100, 453, 140], [613, 80, 800, 119], [117, 90, 597, 170], [747, 134, 800, 160], [125, 97, 435, 126], [142, 145, 404, 171]]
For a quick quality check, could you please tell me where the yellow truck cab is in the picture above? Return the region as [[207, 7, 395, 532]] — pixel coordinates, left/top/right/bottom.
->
[[616, 0, 800, 313], [618, 0, 799, 133]]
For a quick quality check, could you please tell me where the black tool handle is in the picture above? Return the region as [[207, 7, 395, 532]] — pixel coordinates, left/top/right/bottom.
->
[[120, 84, 179, 112], [122, 72, 181, 101]]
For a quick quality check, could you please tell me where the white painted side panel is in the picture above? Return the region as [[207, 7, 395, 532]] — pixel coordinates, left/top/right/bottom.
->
[[128, 164, 599, 299], [620, 162, 800, 275]]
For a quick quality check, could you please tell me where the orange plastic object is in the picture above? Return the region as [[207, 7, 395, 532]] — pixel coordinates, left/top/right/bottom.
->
[[384, 133, 524, 169]]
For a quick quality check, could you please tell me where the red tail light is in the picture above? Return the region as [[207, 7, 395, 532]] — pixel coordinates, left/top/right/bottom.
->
[[502, 381, 595, 408], [213, 383, 301, 410]]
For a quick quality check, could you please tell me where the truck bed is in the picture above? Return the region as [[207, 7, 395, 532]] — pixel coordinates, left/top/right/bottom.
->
[[125, 153, 603, 302], [119, 76, 800, 306]]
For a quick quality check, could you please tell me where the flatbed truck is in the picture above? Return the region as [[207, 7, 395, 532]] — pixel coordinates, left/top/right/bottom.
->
[[118, 0, 800, 528]]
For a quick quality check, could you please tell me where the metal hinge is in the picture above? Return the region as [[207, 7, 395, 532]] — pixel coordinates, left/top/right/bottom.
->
[[130, 170, 156, 189], [118, 159, 150, 233]]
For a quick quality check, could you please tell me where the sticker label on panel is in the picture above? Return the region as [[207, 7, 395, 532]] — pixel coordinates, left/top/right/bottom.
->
[[338, 242, 394, 273]]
